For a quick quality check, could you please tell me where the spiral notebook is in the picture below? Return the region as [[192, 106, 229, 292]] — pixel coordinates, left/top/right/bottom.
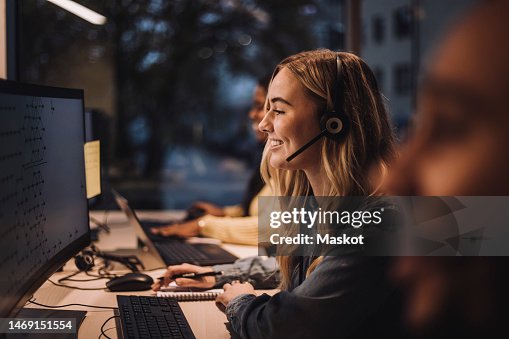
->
[[156, 282, 223, 301], [156, 289, 223, 301]]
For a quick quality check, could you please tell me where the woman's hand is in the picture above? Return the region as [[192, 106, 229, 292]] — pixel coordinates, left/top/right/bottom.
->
[[193, 201, 225, 217], [151, 263, 215, 291], [150, 220, 200, 237], [215, 281, 255, 312]]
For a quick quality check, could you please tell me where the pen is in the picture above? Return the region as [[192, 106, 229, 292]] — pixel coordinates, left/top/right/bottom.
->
[[158, 271, 223, 280]]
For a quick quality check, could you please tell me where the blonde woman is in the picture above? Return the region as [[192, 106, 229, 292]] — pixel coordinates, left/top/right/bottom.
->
[[156, 50, 402, 338], [216, 49, 402, 338]]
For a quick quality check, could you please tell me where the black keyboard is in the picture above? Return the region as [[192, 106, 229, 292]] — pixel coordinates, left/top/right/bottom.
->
[[154, 242, 208, 262], [117, 295, 195, 339], [154, 241, 238, 266]]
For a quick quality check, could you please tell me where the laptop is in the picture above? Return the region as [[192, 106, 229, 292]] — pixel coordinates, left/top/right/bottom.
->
[[112, 190, 238, 267]]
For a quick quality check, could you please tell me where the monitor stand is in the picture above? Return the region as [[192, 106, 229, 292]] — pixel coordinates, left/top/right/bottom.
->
[[5, 308, 87, 339]]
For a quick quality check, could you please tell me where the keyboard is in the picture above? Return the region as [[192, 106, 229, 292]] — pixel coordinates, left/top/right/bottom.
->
[[154, 241, 238, 266], [154, 242, 207, 263], [117, 295, 195, 339]]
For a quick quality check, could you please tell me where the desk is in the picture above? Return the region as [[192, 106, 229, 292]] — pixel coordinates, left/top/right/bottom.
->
[[26, 211, 264, 339]]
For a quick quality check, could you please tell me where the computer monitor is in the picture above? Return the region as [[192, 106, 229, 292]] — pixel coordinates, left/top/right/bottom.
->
[[0, 80, 90, 317]]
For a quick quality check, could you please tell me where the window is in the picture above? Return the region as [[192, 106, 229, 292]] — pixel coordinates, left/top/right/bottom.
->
[[393, 63, 412, 95], [393, 6, 414, 39], [327, 25, 345, 51], [361, 20, 367, 47], [372, 15, 385, 44], [18, 1, 345, 209]]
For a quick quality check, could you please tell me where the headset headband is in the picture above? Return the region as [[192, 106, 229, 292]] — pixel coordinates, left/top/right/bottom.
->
[[333, 55, 345, 116]]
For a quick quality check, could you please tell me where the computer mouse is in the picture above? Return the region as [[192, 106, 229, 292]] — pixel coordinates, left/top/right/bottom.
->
[[106, 273, 154, 292]]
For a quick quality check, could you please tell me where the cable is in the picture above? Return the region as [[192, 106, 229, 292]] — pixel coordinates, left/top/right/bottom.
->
[[58, 270, 117, 282], [62, 276, 106, 282], [97, 267, 114, 277], [90, 215, 111, 233], [47, 279, 107, 291], [142, 266, 167, 272], [57, 271, 81, 283], [91, 261, 122, 279], [28, 299, 116, 310], [25, 295, 34, 305], [103, 326, 117, 338], [86, 270, 118, 280], [99, 315, 119, 339]]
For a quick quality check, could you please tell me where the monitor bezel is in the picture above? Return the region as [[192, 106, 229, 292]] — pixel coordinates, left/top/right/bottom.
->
[[0, 79, 91, 318]]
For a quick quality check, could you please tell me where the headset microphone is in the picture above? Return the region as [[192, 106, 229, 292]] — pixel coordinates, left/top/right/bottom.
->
[[286, 129, 327, 162]]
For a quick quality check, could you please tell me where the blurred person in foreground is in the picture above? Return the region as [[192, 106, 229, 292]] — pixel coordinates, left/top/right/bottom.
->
[[382, 0, 509, 337], [151, 76, 272, 245]]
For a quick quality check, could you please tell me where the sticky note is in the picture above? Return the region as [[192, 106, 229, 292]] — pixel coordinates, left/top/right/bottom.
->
[[84, 140, 101, 198]]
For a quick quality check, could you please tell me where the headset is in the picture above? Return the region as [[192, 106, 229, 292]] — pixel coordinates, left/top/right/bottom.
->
[[75, 249, 95, 272], [74, 246, 144, 272], [286, 54, 350, 162]]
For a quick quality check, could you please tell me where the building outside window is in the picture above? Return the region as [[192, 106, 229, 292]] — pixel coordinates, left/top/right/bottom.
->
[[393, 63, 412, 95], [393, 5, 414, 39], [372, 15, 385, 44]]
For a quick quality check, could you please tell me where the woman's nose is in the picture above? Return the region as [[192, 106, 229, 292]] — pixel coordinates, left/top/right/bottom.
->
[[258, 112, 273, 133]]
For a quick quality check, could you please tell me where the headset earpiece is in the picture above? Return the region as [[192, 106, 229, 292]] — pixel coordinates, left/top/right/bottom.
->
[[320, 54, 350, 142], [75, 250, 95, 271], [320, 112, 349, 141]]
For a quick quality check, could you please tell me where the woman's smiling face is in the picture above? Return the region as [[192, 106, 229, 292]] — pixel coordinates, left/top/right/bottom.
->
[[258, 67, 322, 171]]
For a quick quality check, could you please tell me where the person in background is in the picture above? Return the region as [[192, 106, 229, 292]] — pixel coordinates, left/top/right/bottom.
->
[[157, 49, 405, 338], [382, 0, 509, 337], [151, 75, 272, 245], [151, 75, 280, 293]]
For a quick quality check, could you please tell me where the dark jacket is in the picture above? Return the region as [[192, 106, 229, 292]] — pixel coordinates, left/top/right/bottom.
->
[[225, 256, 405, 339]]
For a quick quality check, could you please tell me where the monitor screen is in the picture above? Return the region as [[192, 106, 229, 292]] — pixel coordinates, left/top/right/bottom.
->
[[0, 80, 90, 317]]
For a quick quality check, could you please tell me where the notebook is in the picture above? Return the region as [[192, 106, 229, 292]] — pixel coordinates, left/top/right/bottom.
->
[[156, 289, 223, 301], [156, 282, 223, 301]]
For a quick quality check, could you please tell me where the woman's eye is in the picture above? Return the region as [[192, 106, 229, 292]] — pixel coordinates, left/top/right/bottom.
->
[[274, 110, 284, 115]]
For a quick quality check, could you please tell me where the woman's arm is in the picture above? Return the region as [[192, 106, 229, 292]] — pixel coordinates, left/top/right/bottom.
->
[[199, 215, 259, 245], [152, 256, 280, 291], [213, 256, 279, 289], [225, 257, 401, 339]]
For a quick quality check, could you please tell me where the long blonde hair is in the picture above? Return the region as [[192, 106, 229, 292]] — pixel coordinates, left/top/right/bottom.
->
[[260, 49, 396, 290]]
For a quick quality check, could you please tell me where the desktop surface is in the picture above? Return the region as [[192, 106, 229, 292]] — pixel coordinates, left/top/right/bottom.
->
[[25, 210, 266, 339]]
